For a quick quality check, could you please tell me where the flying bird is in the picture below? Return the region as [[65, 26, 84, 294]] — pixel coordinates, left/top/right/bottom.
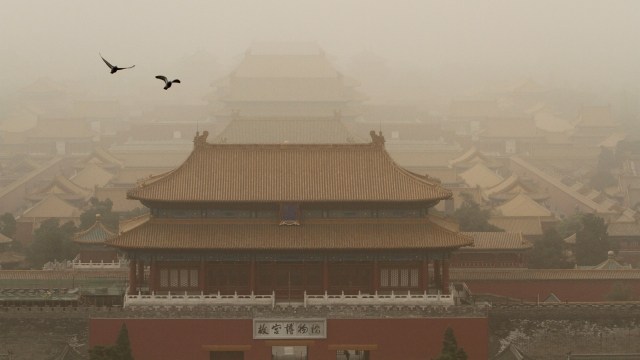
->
[[155, 75, 181, 90], [100, 54, 135, 74]]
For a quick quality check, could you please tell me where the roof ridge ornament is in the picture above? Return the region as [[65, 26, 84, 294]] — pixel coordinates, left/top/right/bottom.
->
[[369, 130, 385, 146], [193, 131, 209, 147]]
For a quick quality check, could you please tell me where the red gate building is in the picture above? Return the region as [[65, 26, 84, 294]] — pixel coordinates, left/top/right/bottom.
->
[[92, 131, 488, 359]]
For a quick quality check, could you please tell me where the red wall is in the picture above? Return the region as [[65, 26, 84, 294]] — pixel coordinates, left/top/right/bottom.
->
[[465, 279, 640, 302], [90, 317, 488, 360]]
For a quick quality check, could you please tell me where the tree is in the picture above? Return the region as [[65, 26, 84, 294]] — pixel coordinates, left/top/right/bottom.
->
[[589, 170, 617, 191], [113, 323, 134, 360], [453, 194, 503, 232], [529, 228, 572, 269], [89, 323, 134, 360], [574, 213, 610, 266], [89, 346, 117, 360], [597, 146, 617, 172], [556, 213, 583, 238], [590, 147, 619, 191], [433, 327, 467, 360], [79, 197, 119, 232], [0, 212, 19, 251], [0, 212, 16, 238], [26, 218, 78, 268]]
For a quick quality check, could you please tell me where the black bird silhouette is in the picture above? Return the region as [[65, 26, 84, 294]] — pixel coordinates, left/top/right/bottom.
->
[[100, 54, 135, 74], [155, 75, 181, 90]]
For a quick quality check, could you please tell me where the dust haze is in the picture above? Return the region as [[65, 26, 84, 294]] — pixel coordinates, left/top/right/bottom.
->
[[1, 0, 639, 109]]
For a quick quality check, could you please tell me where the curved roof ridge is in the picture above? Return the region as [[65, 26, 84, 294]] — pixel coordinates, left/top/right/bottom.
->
[[496, 193, 552, 217], [378, 143, 450, 191], [55, 174, 91, 194], [449, 146, 481, 167], [485, 174, 535, 197], [73, 218, 116, 244], [128, 134, 452, 203], [106, 220, 473, 250]]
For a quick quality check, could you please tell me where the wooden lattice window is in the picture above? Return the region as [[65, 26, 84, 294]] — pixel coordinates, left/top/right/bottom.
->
[[380, 267, 419, 289], [159, 267, 199, 289]]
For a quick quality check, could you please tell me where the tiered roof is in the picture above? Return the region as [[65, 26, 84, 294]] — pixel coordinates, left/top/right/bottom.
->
[[485, 175, 548, 202], [214, 116, 359, 144], [20, 194, 81, 220], [459, 163, 503, 189], [107, 132, 474, 251], [27, 174, 91, 202], [70, 163, 114, 189], [218, 44, 365, 103], [107, 218, 472, 250], [128, 132, 452, 203], [76, 147, 124, 170], [449, 147, 501, 169], [495, 193, 553, 218], [73, 216, 116, 245]]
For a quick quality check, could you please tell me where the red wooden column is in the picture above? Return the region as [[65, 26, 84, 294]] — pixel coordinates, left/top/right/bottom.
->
[[373, 258, 379, 292], [322, 256, 329, 293], [129, 256, 137, 294], [421, 256, 429, 292], [199, 258, 206, 293], [137, 258, 145, 291], [433, 259, 441, 291], [249, 258, 256, 294], [442, 259, 450, 295], [149, 257, 156, 293]]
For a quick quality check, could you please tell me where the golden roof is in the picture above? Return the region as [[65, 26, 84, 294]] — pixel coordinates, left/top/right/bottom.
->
[[460, 232, 532, 250], [495, 193, 553, 217], [20, 194, 81, 220], [107, 218, 472, 250], [459, 163, 503, 189], [128, 133, 452, 203]]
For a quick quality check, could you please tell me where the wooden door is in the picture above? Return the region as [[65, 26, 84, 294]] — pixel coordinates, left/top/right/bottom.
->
[[210, 351, 244, 360], [256, 262, 322, 300]]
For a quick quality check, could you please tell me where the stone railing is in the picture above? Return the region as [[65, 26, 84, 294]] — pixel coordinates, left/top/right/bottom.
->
[[124, 289, 456, 308], [72, 260, 125, 269], [123, 291, 275, 308], [304, 290, 455, 307]]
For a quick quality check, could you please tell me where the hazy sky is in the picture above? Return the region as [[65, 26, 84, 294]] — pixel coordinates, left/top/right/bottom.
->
[[1, 0, 639, 97]]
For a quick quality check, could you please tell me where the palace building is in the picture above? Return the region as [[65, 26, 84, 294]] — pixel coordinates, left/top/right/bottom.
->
[[92, 131, 488, 360]]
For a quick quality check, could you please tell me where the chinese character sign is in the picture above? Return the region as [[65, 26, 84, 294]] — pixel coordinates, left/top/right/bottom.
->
[[253, 319, 326, 339]]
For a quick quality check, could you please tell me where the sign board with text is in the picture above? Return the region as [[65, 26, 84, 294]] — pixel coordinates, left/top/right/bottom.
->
[[253, 318, 326, 339]]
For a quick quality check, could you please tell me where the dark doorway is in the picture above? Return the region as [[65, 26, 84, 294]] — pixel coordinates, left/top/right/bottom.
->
[[210, 351, 244, 360]]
